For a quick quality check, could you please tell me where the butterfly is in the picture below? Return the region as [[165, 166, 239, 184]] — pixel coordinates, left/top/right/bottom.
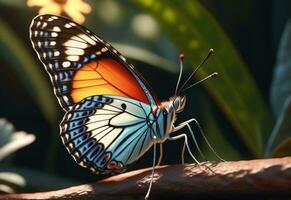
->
[[29, 14, 222, 199]]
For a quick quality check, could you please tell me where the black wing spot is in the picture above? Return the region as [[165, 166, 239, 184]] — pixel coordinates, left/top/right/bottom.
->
[[121, 103, 127, 110]]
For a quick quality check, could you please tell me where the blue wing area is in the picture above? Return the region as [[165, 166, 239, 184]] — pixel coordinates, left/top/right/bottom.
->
[[60, 95, 155, 174]]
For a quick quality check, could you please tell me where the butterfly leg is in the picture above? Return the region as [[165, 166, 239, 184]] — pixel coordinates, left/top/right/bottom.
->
[[169, 133, 186, 164], [172, 121, 207, 161], [157, 143, 163, 166], [173, 118, 225, 162], [145, 136, 158, 200], [168, 133, 200, 164]]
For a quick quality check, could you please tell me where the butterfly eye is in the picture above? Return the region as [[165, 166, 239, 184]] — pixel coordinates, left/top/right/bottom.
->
[[121, 103, 127, 110], [173, 98, 180, 111], [174, 96, 186, 113]]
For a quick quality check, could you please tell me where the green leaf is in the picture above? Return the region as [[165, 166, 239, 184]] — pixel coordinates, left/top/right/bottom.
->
[[0, 17, 58, 125], [111, 42, 178, 73], [270, 19, 291, 118], [266, 19, 291, 156], [271, 137, 291, 157], [266, 97, 291, 156], [133, 0, 273, 157]]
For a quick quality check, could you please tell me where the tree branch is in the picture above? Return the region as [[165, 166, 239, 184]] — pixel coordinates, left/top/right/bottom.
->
[[1, 157, 291, 199]]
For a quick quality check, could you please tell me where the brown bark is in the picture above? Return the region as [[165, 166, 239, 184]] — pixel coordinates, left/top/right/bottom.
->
[[1, 156, 291, 199]]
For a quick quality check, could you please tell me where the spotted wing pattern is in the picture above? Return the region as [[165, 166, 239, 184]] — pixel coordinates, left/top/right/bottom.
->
[[29, 14, 159, 111], [60, 95, 156, 174]]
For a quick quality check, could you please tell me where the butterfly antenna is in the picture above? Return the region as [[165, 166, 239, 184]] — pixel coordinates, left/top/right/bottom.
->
[[178, 49, 214, 94], [145, 137, 157, 200], [181, 72, 218, 92], [175, 53, 185, 96]]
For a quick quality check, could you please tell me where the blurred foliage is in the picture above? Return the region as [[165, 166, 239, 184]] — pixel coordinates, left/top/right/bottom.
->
[[0, 165, 79, 192], [111, 42, 178, 73], [0, 17, 58, 125], [0, 15, 60, 174], [271, 136, 291, 157], [133, 0, 273, 157], [0, 172, 25, 193], [267, 19, 291, 156], [0, 119, 34, 193], [0, 0, 290, 198], [0, 119, 35, 162], [201, 98, 242, 160], [0, 119, 77, 193], [270, 19, 291, 118]]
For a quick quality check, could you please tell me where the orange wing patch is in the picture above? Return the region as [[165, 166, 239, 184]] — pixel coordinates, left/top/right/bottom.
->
[[71, 59, 149, 104]]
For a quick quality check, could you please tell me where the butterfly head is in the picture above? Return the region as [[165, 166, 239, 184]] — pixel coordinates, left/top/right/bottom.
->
[[159, 95, 186, 136]]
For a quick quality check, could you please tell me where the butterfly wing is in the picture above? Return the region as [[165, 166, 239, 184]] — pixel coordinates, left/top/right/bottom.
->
[[29, 14, 159, 111], [61, 95, 155, 174]]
